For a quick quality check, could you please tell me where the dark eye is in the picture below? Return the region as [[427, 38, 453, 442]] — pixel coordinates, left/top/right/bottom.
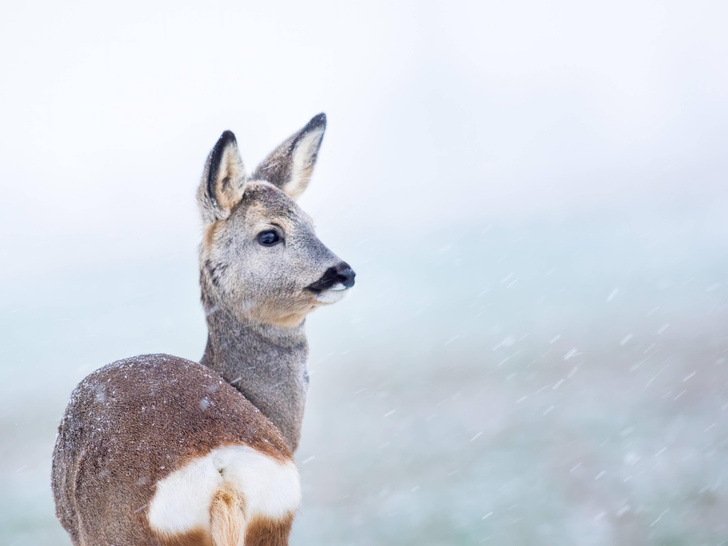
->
[[257, 230, 281, 246]]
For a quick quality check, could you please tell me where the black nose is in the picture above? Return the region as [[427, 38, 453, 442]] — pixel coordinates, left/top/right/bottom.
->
[[334, 262, 356, 288], [307, 262, 356, 292]]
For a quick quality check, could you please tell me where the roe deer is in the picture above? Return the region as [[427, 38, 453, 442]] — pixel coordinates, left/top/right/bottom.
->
[[52, 113, 355, 546]]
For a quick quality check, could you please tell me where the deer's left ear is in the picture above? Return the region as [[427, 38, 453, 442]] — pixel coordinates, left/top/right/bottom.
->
[[252, 113, 327, 200]]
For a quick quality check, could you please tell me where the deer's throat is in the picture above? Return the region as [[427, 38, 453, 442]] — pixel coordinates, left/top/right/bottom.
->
[[201, 309, 309, 452]]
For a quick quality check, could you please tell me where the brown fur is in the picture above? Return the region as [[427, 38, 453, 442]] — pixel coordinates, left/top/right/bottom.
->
[[159, 529, 214, 546], [52, 355, 292, 545], [244, 514, 295, 546]]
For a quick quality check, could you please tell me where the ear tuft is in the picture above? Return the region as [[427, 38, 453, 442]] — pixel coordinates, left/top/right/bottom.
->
[[252, 113, 327, 200], [198, 130, 247, 224], [305, 112, 327, 132]]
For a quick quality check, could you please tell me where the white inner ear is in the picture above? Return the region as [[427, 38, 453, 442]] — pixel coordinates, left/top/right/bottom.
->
[[283, 129, 324, 200], [216, 146, 247, 216], [222, 146, 246, 184]]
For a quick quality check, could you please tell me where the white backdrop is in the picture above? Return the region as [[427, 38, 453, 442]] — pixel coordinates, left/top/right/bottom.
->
[[1, 1, 728, 544]]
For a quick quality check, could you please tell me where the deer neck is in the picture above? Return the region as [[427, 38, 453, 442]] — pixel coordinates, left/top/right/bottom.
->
[[200, 306, 309, 452]]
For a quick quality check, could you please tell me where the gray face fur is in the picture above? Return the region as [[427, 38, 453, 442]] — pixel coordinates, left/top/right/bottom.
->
[[198, 114, 354, 328]]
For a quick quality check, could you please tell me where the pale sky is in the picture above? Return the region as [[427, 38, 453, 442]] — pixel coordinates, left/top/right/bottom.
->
[[1, 0, 727, 282]]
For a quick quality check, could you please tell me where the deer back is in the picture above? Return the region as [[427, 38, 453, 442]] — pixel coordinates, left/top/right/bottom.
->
[[52, 354, 298, 545]]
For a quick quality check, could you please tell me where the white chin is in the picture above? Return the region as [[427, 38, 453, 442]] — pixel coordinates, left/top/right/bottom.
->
[[314, 283, 350, 304]]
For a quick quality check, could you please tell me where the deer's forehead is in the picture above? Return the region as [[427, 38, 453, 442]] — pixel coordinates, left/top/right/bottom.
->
[[238, 183, 313, 229]]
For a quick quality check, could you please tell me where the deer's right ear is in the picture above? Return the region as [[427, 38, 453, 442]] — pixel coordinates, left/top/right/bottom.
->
[[198, 130, 247, 224]]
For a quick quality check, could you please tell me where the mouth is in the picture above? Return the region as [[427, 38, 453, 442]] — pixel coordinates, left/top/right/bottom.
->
[[309, 282, 351, 304]]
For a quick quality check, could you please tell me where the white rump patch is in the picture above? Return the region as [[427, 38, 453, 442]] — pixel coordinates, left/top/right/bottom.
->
[[148, 445, 300, 536]]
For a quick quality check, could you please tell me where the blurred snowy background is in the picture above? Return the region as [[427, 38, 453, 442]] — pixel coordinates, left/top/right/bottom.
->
[[1, 1, 728, 544]]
